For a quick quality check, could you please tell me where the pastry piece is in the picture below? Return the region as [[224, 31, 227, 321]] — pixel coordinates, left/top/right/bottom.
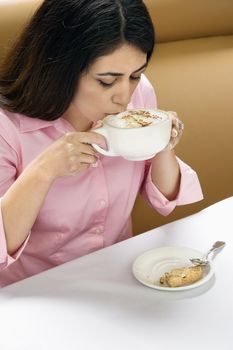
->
[[159, 265, 204, 288]]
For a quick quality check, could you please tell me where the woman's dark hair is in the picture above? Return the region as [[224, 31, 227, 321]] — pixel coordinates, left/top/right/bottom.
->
[[0, 0, 155, 120]]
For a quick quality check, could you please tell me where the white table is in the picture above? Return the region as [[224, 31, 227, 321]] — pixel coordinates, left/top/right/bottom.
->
[[0, 197, 233, 350]]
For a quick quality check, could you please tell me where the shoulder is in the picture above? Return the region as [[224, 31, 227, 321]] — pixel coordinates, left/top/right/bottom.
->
[[0, 108, 21, 152], [140, 74, 154, 91], [0, 108, 20, 130], [130, 74, 157, 109]]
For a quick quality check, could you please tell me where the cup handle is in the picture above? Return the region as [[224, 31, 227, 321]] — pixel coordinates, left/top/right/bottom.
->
[[92, 127, 118, 157]]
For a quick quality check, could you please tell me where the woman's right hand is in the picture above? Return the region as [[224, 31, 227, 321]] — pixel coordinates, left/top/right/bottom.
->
[[35, 130, 105, 181]]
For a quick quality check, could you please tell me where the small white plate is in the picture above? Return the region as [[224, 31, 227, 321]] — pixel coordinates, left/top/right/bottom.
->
[[132, 246, 214, 291]]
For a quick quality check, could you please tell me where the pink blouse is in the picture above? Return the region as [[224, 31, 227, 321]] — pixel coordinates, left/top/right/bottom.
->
[[0, 75, 203, 287]]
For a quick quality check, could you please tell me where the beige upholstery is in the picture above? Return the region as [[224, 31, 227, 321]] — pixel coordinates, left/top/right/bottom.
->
[[0, 0, 42, 63], [0, 0, 233, 234], [146, 0, 233, 42]]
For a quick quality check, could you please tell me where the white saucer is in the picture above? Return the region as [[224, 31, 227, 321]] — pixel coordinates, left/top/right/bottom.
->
[[132, 246, 214, 291]]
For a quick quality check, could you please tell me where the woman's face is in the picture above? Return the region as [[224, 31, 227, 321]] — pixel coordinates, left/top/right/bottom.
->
[[64, 44, 147, 130]]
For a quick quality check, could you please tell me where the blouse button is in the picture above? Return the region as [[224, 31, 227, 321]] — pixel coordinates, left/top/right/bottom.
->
[[99, 200, 106, 208], [95, 226, 104, 234], [91, 160, 99, 168]]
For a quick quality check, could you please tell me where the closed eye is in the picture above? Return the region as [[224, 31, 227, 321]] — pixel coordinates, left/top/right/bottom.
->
[[130, 75, 141, 81], [98, 80, 116, 87], [98, 75, 142, 88]]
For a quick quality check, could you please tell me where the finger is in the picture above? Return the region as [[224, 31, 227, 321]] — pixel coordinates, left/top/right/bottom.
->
[[171, 123, 184, 140], [169, 139, 178, 150], [68, 154, 97, 174], [167, 111, 183, 128], [171, 128, 178, 138], [169, 123, 184, 149], [77, 143, 97, 156], [167, 112, 184, 136], [91, 120, 103, 130], [167, 111, 178, 121], [65, 131, 104, 146], [81, 131, 107, 151], [78, 131, 105, 145], [177, 120, 184, 132], [167, 112, 184, 150], [78, 153, 97, 165], [65, 142, 96, 158]]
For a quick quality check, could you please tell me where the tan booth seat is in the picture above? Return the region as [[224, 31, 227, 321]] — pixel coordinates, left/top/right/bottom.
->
[[0, 0, 233, 235]]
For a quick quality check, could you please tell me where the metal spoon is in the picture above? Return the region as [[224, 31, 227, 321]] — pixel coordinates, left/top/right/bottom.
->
[[190, 241, 226, 266]]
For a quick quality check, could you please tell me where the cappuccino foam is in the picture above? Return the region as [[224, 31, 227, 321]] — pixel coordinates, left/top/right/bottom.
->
[[105, 110, 164, 129]]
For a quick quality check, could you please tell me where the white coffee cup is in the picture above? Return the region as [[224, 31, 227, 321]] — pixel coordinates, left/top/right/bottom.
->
[[92, 109, 172, 161]]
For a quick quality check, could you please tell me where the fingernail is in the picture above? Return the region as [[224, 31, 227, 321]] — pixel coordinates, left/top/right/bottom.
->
[[99, 141, 108, 150], [172, 129, 178, 138], [92, 160, 99, 168]]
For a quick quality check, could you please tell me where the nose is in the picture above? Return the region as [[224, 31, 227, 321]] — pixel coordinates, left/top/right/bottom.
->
[[112, 81, 132, 109]]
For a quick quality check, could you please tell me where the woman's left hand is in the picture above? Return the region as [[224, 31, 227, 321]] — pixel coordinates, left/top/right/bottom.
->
[[167, 111, 184, 150]]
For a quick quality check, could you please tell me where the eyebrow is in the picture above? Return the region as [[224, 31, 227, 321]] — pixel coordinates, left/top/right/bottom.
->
[[96, 62, 148, 77]]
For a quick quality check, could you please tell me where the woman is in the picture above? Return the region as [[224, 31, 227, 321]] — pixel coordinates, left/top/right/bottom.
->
[[0, 0, 203, 287]]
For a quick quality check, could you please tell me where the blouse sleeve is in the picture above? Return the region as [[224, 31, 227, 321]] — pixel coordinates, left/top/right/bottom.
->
[[140, 158, 203, 216], [0, 135, 30, 270]]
